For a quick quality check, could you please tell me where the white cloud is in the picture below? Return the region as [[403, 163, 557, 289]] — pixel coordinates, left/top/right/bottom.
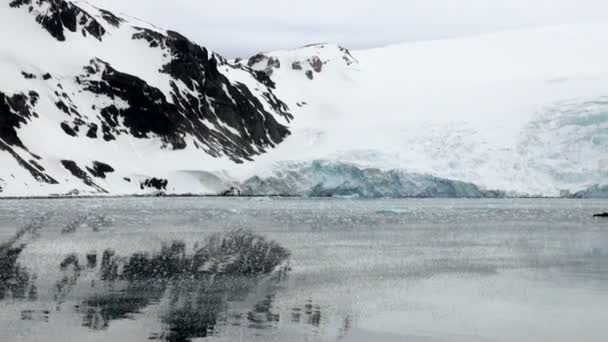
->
[[88, 0, 608, 57]]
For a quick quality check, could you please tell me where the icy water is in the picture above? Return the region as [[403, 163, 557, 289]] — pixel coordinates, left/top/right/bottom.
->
[[0, 198, 607, 342]]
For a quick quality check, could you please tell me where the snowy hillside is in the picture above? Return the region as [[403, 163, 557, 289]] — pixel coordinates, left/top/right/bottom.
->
[[238, 25, 608, 197], [0, 0, 291, 196], [0, 0, 606, 197]]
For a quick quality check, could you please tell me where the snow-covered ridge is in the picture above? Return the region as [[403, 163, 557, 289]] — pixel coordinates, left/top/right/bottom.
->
[[239, 43, 358, 81], [0, 0, 293, 196], [232, 22, 608, 197]]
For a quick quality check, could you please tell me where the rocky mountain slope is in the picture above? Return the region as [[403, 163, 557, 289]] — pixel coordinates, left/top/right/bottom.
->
[[0, 0, 291, 196]]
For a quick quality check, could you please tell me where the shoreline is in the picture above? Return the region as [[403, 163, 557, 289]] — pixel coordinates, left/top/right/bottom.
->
[[0, 194, 600, 201]]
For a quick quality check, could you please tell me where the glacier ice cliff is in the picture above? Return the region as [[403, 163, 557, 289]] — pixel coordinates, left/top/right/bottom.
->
[[240, 161, 506, 198]]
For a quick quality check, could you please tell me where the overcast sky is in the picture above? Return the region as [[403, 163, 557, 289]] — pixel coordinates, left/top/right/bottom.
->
[[89, 0, 608, 57]]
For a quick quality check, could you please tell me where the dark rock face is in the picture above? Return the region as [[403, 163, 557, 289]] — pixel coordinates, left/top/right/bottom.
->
[[130, 30, 292, 162], [132, 27, 167, 49], [0, 91, 39, 148], [86, 124, 98, 138], [245, 53, 284, 78], [80, 59, 185, 146], [0, 90, 57, 183], [2, 1, 296, 193], [339, 46, 358, 65], [98, 9, 123, 28], [10, 0, 106, 42], [86, 161, 115, 179], [140, 178, 168, 191], [267, 57, 281, 69], [21, 72, 36, 80], [593, 213, 608, 218], [309, 56, 323, 73], [244, 44, 358, 83], [252, 70, 276, 89], [60, 122, 77, 137], [61, 160, 107, 192], [0, 141, 58, 184], [247, 53, 267, 67], [46, 26, 294, 164]]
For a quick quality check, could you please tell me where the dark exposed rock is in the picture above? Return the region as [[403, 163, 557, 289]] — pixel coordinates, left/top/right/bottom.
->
[[60, 122, 77, 136], [594, 213, 608, 218], [28, 91, 40, 106], [292, 61, 303, 70], [0, 91, 59, 184], [140, 178, 168, 191], [339, 46, 358, 65], [86, 124, 98, 138], [87, 28, 292, 162], [267, 57, 280, 69], [29, 159, 45, 171], [21, 71, 36, 79], [160, 30, 213, 90], [55, 100, 70, 114], [1, 92, 38, 139], [305, 70, 314, 80], [309, 56, 323, 73], [0, 92, 30, 148], [252, 70, 276, 89], [61, 160, 107, 192], [3, 2, 297, 191], [247, 53, 267, 67], [86, 161, 115, 179], [0, 141, 58, 184], [82, 59, 185, 144], [10, 0, 106, 42], [221, 186, 241, 196], [99, 8, 123, 27], [132, 27, 166, 49], [101, 123, 116, 141]]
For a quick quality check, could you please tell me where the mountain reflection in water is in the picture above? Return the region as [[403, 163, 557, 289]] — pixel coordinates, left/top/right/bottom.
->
[[0, 219, 291, 342]]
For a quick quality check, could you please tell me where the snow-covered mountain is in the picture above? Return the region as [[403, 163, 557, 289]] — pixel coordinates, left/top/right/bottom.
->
[[0, 0, 606, 197], [238, 26, 608, 198], [0, 0, 291, 196]]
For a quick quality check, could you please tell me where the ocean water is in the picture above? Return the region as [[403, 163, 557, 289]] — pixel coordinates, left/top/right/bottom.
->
[[0, 198, 607, 342]]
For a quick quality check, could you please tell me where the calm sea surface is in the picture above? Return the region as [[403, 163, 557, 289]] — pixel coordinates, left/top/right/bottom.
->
[[0, 198, 607, 341]]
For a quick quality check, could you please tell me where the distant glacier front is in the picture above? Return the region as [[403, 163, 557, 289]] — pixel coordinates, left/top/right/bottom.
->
[[236, 160, 607, 198], [239, 160, 507, 198]]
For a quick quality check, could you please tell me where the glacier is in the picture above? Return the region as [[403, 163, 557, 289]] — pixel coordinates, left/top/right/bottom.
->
[[240, 160, 506, 198], [236, 27, 608, 198]]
